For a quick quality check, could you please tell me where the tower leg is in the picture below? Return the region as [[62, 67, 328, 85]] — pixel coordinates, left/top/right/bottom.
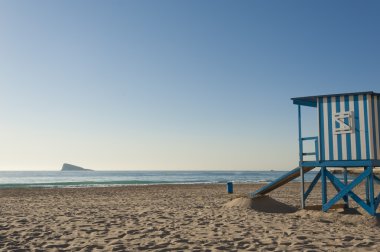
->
[[365, 167, 370, 205], [300, 166, 305, 209], [368, 166, 375, 215], [343, 167, 349, 209], [321, 167, 327, 209]]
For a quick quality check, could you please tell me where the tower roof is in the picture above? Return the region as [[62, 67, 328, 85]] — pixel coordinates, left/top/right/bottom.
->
[[291, 91, 379, 107]]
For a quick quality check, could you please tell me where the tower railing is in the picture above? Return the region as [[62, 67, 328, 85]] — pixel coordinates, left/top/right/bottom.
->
[[300, 136, 319, 162]]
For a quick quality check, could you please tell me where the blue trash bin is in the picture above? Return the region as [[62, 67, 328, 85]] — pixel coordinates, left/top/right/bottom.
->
[[227, 182, 233, 194]]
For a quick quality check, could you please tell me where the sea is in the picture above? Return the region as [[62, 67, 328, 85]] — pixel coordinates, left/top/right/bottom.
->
[[0, 170, 350, 189]]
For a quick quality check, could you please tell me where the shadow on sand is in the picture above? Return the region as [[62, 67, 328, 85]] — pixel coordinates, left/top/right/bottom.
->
[[224, 195, 298, 214]]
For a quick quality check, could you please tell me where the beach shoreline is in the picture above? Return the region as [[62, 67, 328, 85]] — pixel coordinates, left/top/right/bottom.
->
[[0, 183, 379, 251]]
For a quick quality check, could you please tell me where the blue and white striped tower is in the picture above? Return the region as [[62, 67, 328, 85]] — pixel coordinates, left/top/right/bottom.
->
[[292, 91, 380, 216], [318, 93, 380, 162], [249, 92, 380, 216]]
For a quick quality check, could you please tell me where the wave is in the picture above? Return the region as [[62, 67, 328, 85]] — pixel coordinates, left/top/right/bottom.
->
[[0, 170, 323, 189]]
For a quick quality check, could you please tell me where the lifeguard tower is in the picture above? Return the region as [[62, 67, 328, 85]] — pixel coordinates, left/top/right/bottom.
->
[[250, 91, 380, 216]]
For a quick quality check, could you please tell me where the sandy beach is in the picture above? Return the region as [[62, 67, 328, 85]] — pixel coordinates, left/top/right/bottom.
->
[[0, 183, 379, 251]]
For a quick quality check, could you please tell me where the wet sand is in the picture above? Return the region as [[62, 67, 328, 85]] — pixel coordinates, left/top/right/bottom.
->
[[0, 183, 379, 251]]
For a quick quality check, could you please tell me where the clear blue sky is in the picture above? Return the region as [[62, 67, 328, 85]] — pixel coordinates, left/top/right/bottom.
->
[[0, 0, 379, 170]]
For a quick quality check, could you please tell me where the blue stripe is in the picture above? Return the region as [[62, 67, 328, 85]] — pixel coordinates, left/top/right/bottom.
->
[[354, 95, 361, 160], [372, 96, 377, 160], [363, 95, 370, 160], [319, 97, 325, 161], [327, 97, 334, 160], [344, 95, 352, 160], [336, 96, 342, 160]]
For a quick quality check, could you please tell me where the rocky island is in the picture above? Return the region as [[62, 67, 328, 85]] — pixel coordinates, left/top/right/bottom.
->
[[61, 163, 93, 171]]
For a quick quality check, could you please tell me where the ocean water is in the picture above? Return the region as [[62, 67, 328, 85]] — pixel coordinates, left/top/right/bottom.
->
[[0, 170, 346, 189]]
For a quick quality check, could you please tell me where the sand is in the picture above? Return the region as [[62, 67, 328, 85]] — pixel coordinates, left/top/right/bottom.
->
[[0, 183, 379, 251]]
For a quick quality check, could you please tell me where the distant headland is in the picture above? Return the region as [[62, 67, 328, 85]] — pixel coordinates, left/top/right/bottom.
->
[[61, 163, 93, 171]]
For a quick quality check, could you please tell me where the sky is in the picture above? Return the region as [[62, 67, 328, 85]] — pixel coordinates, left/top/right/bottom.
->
[[0, 0, 379, 171]]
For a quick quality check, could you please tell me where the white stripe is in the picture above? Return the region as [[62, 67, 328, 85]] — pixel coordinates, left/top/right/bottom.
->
[[367, 95, 375, 159], [317, 100, 322, 161], [349, 96, 357, 160], [375, 96, 380, 159], [332, 97, 338, 160], [340, 96, 347, 160], [323, 97, 330, 160], [359, 95, 367, 159]]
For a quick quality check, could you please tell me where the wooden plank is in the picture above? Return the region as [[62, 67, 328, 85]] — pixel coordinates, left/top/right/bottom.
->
[[249, 167, 315, 198]]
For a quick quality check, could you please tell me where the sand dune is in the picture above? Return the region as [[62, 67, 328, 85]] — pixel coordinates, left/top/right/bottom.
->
[[0, 183, 379, 251]]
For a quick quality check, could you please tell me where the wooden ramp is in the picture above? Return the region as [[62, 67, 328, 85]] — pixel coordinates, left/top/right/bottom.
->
[[249, 167, 315, 198]]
